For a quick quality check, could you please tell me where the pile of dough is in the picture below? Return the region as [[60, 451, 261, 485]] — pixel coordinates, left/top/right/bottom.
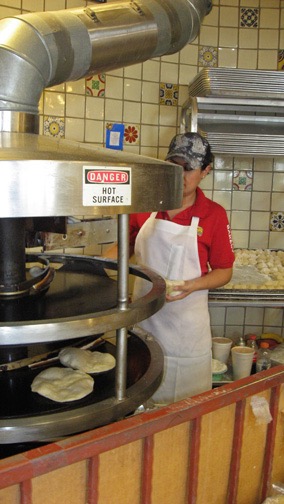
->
[[31, 367, 94, 402], [58, 347, 116, 374], [165, 279, 185, 297], [224, 249, 284, 290]]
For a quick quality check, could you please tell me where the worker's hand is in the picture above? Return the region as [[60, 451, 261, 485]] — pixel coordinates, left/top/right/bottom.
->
[[165, 279, 196, 302]]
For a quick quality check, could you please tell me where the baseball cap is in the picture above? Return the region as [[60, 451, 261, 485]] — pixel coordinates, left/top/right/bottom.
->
[[165, 132, 212, 170]]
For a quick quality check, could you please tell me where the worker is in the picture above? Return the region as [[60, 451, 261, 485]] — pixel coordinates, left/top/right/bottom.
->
[[129, 132, 235, 405]]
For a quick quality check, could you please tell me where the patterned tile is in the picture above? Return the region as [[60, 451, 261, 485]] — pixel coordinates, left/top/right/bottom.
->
[[270, 211, 284, 232], [86, 74, 106, 96], [198, 46, 218, 67], [124, 124, 140, 145], [159, 83, 179, 106], [240, 8, 259, 28], [278, 50, 284, 71], [43, 116, 65, 137], [233, 170, 253, 191]]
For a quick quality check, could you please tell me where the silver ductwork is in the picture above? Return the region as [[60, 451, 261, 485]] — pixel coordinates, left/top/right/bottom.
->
[[0, 0, 211, 114]]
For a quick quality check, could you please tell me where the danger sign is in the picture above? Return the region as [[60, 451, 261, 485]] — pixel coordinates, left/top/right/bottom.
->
[[83, 166, 132, 206]]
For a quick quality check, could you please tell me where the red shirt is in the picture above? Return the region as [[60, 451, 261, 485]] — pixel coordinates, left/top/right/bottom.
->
[[130, 187, 235, 275]]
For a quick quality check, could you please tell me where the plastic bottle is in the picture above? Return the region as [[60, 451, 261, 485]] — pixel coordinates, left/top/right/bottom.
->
[[256, 342, 271, 372], [246, 334, 258, 374], [236, 336, 246, 347]]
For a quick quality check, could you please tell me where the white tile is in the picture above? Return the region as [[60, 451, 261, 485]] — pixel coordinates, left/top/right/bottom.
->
[[254, 158, 273, 171], [23, 0, 44, 10], [269, 232, 284, 249], [212, 191, 232, 210], [142, 60, 160, 82], [219, 27, 238, 47], [142, 82, 160, 104], [124, 79, 142, 102], [179, 44, 199, 65], [214, 171, 233, 190], [123, 101, 141, 123], [158, 126, 178, 149], [238, 49, 258, 69], [232, 191, 252, 211], [273, 172, 284, 191], [140, 125, 159, 146], [44, 0, 65, 10], [179, 65, 198, 85], [231, 211, 250, 230], [259, 8, 280, 29], [271, 193, 284, 209], [104, 99, 123, 122], [86, 96, 104, 120], [160, 62, 179, 84], [199, 26, 219, 46], [258, 50, 278, 70], [245, 307, 265, 325], [105, 76, 123, 100], [159, 105, 178, 127], [43, 92, 65, 116], [251, 192, 271, 211], [85, 119, 104, 144], [141, 103, 159, 125], [219, 6, 239, 27], [66, 94, 85, 118], [250, 211, 270, 230], [253, 172, 273, 191], [66, 79, 85, 94], [65, 118, 84, 142], [231, 230, 249, 248], [259, 29, 279, 49], [249, 231, 269, 249], [218, 47, 238, 68], [264, 308, 283, 327], [239, 28, 258, 49], [226, 306, 245, 324], [124, 63, 142, 80], [202, 5, 219, 26]]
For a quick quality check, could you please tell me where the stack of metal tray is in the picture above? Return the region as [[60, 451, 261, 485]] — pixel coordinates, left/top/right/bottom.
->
[[187, 68, 284, 99], [182, 69, 284, 156]]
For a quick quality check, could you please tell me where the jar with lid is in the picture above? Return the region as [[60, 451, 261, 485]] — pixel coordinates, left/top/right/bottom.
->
[[246, 334, 258, 373], [256, 342, 271, 373]]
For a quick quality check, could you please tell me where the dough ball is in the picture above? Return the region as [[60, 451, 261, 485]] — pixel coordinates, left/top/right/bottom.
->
[[165, 279, 185, 297], [59, 347, 116, 374], [31, 367, 94, 402]]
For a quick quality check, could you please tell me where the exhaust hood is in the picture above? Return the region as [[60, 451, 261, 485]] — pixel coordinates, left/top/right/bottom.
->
[[181, 68, 284, 156]]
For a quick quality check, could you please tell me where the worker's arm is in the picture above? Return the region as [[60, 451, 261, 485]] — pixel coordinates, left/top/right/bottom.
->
[[166, 267, 233, 302]]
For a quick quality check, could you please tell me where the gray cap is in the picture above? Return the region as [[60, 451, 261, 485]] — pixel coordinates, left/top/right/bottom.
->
[[165, 132, 212, 170]]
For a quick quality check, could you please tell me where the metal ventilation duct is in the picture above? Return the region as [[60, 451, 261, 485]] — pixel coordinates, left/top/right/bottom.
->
[[181, 68, 284, 156], [0, 0, 211, 115]]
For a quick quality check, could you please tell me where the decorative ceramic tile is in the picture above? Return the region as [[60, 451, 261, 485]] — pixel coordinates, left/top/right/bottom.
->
[[124, 124, 140, 145], [86, 74, 106, 97], [159, 83, 179, 106], [270, 211, 284, 232], [278, 50, 284, 71], [43, 116, 65, 137], [198, 46, 218, 67], [233, 170, 253, 190], [240, 8, 259, 28]]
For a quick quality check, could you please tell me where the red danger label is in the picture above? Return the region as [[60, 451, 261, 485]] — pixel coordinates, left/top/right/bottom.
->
[[86, 170, 129, 184]]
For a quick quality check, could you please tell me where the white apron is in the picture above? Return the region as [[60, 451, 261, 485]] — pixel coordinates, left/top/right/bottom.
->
[[133, 212, 212, 404]]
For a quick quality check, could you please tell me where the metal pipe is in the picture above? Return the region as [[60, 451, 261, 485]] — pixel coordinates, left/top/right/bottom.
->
[[0, 0, 211, 114], [115, 213, 130, 400]]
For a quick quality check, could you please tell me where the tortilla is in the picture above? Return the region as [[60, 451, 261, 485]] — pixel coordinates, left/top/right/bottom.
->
[[59, 347, 116, 374], [31, 366, 94, 402]]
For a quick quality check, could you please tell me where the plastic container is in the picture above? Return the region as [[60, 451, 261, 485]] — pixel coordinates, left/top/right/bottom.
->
[[256, 342, 271, 373]]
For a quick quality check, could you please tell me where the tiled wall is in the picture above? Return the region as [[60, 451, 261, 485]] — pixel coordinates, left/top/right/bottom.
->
[[0, 0, 283, 339]]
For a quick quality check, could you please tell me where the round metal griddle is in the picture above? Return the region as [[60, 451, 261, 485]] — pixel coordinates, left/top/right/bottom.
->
[[0, 254, 166, 345], [0, 329, 163, 444]]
